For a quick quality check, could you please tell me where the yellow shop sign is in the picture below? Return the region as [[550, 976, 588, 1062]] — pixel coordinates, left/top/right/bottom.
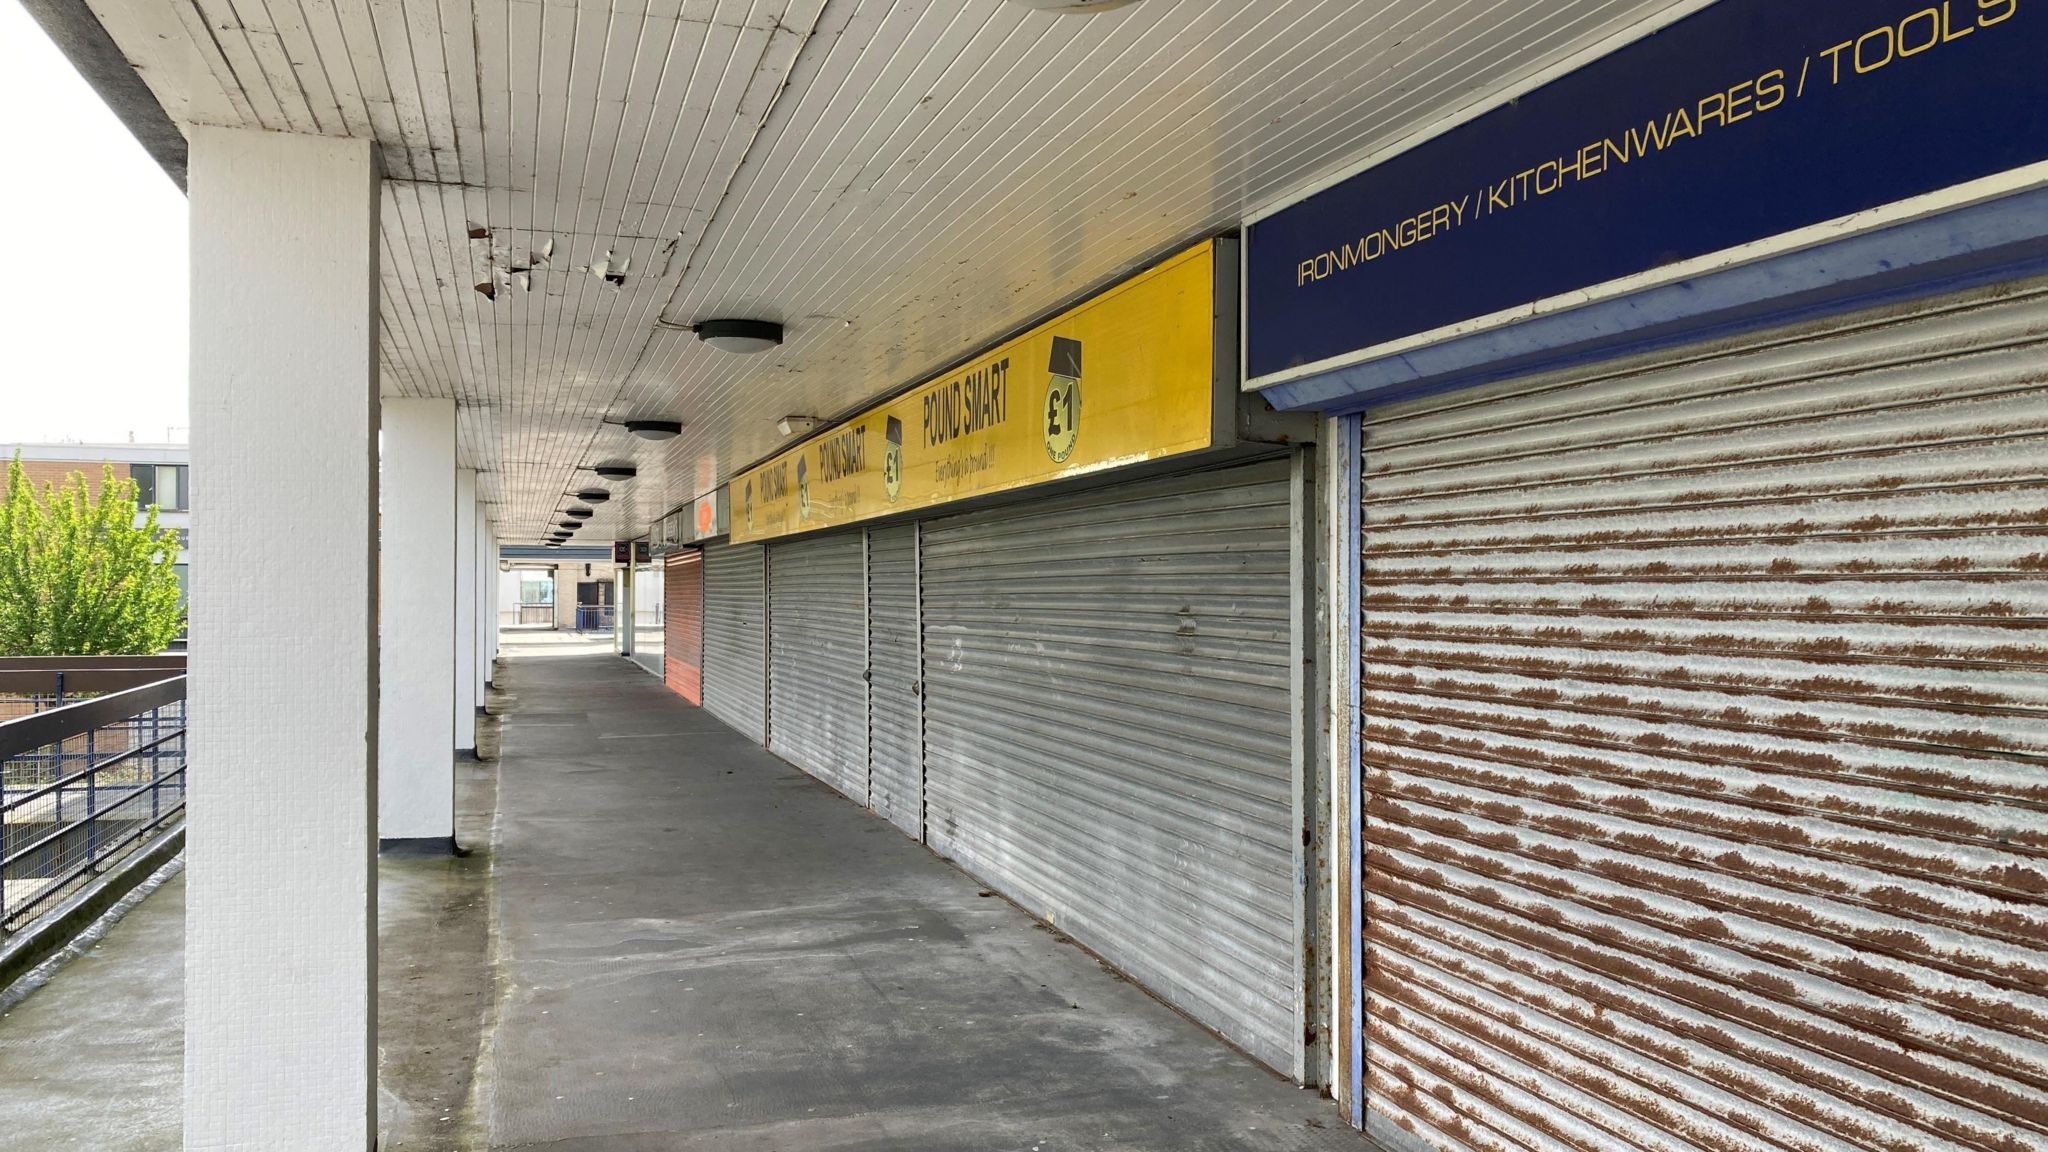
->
[[730, 240, 1229, 543]]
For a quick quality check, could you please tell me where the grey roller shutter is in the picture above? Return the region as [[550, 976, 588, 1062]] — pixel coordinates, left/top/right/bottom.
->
[[701, 542, 765, 743], [866, 524, 923, 840], [768, 532, 869, 804], [1357, 281, 2048, 1150], [922, 459, 1297, 1072]]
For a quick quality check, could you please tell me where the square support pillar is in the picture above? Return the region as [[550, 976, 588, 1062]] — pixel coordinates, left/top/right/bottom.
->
[[380, 398, 457, 850], [494, 539, 502, 661], [488, 537, 502, 673], [187, 126, 380, 1151], [480, 513, 494, 696], [455, 469, 478, 755]]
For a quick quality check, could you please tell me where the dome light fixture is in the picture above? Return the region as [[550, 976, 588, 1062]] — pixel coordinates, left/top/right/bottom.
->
[[558, 520, 581, 530], [1005, 0, 1140, 11], [588, 464, 638, 481], [623, 419, 683, 441], [692, 318, 783, 355], [565, 506, 594, 519], [570, 487, 612, 504]]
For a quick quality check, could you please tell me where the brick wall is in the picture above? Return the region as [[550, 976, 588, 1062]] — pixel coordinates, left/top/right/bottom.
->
[[13, 459, 113, 498]]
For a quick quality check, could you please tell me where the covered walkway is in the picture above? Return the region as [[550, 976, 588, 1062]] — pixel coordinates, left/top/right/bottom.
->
[[479, 647, 1366, 1150]]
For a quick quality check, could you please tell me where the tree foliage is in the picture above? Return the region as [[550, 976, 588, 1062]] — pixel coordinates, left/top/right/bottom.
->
[[0, 454, 186, 656]]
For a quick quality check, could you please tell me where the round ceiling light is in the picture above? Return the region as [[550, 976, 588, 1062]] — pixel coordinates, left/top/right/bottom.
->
[[1005, 0, 1140, 10], [558, 520, 581, 530], [591, 464, 637, 481], [565, 507, 594, 519], [623, 419, 683, 441], [693, 318, 783, 355], [572, 487, 611, 503]]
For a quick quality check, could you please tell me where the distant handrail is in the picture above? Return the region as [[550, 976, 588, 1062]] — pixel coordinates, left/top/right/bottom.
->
[[0, 655, 186, 671], [0, 678, 186, 762], [2, 673, 188, 931], [0, 655, 187, 701], [2, 766, 187, 872], [2, 729, 186, 811]]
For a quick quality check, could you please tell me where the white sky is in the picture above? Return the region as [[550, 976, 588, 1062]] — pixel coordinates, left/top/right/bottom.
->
[[0, 4, 189, 445]]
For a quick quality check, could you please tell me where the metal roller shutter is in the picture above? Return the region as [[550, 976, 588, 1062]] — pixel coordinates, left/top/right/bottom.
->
[[866, 524, 923, 839], [1357, 282, 2048, 1151], [701, 542, 766, 743], [768, 532, 868, 803], [922, 459, 1298, 1072], [662, 551, 703, 705]]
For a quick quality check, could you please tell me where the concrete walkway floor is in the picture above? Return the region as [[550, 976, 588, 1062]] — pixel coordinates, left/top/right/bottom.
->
[[0, 641, 1371, 1150], [476, 651, 1367, 1151], [0, 864, 183, 1151]]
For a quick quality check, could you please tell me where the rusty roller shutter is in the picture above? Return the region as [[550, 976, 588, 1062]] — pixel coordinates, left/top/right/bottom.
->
[[1357, 281, 2048, 1151], [866, 524, 923, 840], [662, 551, 703, 705], [922, 459, 1298, 1073], [702, 542, 766, 744], [768, 531, 869, 804]]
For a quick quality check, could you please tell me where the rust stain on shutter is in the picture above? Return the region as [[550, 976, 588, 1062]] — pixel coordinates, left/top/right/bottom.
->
[[1358, 282, 2048, 1152], [664, 551, 703, 705]]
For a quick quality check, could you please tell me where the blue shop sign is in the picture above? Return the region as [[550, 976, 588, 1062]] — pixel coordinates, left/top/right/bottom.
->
[[1245, 0, 2048, 396]]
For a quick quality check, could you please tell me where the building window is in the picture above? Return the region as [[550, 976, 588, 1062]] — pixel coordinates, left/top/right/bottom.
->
[[519, 573, 555, 605], [134, 463, 189, 510], [157, 464, 189, 511]]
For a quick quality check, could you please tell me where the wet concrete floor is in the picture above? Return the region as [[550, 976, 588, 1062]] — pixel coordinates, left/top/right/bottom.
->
[[0, 636, 1373, 1150], [475, 651, 1368, 1151]]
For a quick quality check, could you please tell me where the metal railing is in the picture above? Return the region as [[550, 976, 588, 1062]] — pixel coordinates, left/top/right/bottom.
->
[[1, 674, 188, 931], [573, 605, 615, 632]]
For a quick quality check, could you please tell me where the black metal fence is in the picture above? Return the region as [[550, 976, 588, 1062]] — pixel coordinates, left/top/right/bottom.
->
[[1, 671, 188, 931], [574, 605, 615, 632]]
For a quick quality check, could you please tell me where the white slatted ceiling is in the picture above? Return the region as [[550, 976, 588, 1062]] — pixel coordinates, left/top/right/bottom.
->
[[90, 0, 1685, 542], [1357, 281, 2048, 1152]]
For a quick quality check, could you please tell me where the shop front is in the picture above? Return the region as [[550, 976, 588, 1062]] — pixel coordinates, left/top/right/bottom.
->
[[1245, 2, 2048, 1145], [676, 240, 1332, 1078]]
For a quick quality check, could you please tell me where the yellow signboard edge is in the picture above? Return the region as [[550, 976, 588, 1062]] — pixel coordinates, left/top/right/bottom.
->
[[720, 237, 1240, 544]]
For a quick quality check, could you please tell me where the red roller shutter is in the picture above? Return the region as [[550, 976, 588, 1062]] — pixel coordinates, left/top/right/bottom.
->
[[663, 551, 703, 704]]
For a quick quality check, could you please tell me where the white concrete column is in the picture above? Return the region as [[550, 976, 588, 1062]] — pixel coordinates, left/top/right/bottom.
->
[[488, 538, 502, 672], [187, 126, 379, 1151], [475, 511, 492, 699], [454, 470, 478, 754], [380, 399, 457, 848], [616, 560, 635, 656]]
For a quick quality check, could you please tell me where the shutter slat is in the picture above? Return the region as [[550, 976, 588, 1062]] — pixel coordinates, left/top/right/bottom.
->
[[922, 459, 1297, 1073], [662, 552, 702, 704], [866, 524, 921, 840], [701, 543, 766, 743], [1359, 282, 2048, 1150], [768, 533, 868, 804]]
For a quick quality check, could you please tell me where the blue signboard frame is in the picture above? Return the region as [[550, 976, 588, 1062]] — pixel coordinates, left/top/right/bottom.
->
[[1245, 0, 2048, 406]]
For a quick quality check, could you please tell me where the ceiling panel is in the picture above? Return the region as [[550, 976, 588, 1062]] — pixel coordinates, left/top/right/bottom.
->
[[87, 0, 1691, 543]]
